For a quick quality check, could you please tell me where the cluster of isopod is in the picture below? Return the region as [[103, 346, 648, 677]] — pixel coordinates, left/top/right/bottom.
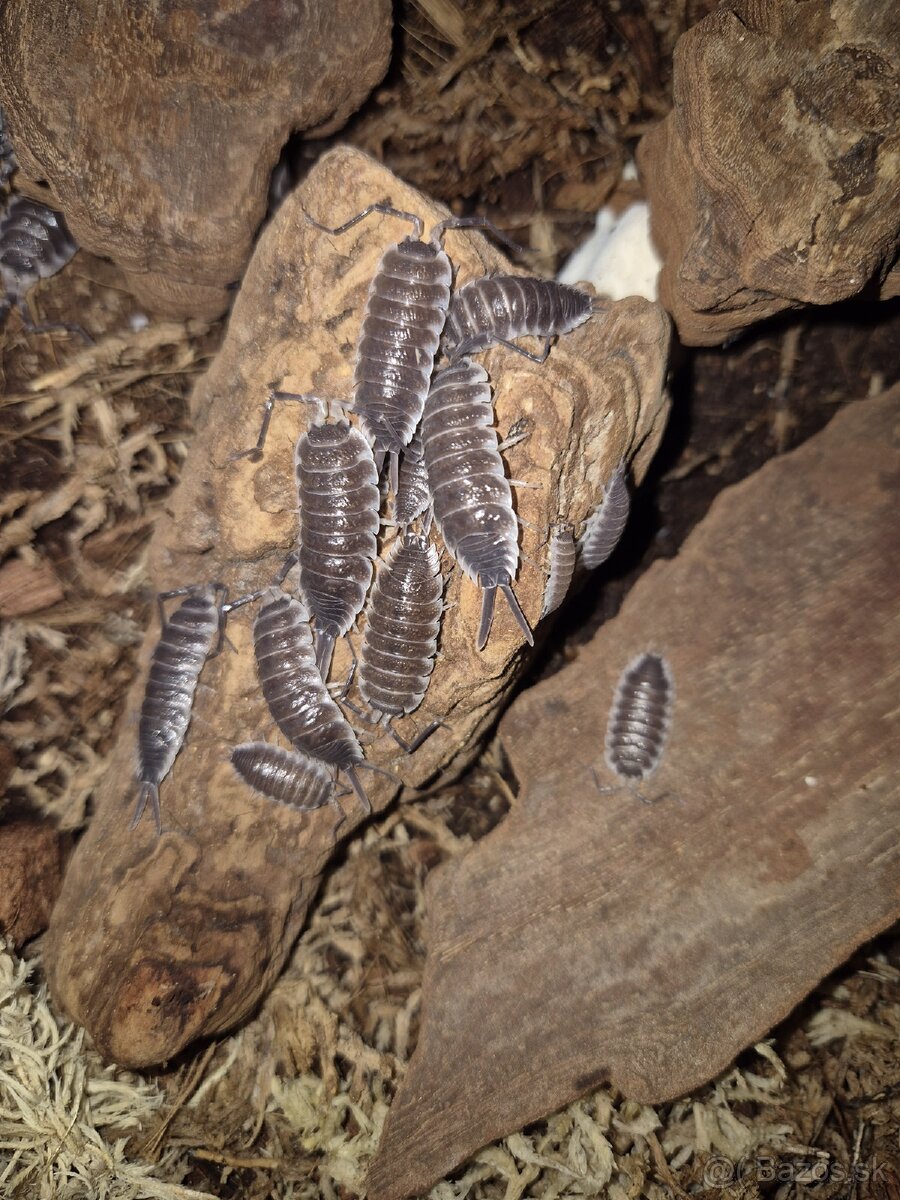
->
[[132, 202, 638, 833]]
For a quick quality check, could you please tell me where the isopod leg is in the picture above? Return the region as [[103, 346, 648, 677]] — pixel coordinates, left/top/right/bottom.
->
[[129, 781, 161, 836], [387, 719, 447, 754], [307, 202, 424, 241], [496, 335, 553, 364]]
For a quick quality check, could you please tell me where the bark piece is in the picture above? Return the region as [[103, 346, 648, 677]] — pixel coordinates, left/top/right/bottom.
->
[[0, 1, 392, 319], [0, 821, 66, 949], [637, 0, 900, 345], [367, 388, 900, 1200], [43, 146, 671, 1068], [0, 559, 64, 617]]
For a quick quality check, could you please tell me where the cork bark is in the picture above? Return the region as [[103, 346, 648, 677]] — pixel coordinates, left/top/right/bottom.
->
[[637, 0, 900, 345], [43, 147, 671, 1067], [367, 387, 900, 1200], [0, 0, 392, 318]]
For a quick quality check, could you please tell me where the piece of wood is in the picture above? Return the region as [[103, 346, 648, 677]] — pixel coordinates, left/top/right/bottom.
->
[[43, 146, 671, 1068], [637, 0, 900, 345], [0, 820, 66, 948], [0, 1, 392, 319], [0, 558, 64, 617], [367, 387, 900, 1200]]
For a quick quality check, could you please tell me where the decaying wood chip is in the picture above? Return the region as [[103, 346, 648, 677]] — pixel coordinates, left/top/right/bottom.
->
[[0, 820, 66, 948], [0, 1, 392, 318], [366, 387, 900, 1200], [43, 146, 671, 1068], [637, 0, 900, 345], [0, 558, 64, 617]]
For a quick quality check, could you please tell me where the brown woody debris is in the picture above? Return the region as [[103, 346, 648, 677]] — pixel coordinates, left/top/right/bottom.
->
[[0, 557, 63, 616], [367, 387, 900, 1200], [0, 1, 392, 318], [637, 0, 900, 345], [0, 820, 66, 948]]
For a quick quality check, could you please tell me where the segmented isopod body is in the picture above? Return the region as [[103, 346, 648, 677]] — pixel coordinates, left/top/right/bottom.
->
[[540, 522, 577, 618], [579, 461, 630, 570], [0, 106, 16, 183], [132, 585, 223, 834], [0, 194, 78, 310], [421, 356, 533, 650], [393, 429, 431, 529], [359, 534, 443, 720], [605, 652, 674, 781], [231, 742, 334, 813], [252, 587, 373, 810], [295, 419, 380, 677], [442, 275, 596, 362]]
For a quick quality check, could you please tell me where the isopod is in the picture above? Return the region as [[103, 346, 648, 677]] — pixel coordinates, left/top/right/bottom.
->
[[0, 106, 16, 183], [442, 274, 598, 363], [232, 393, 381, 680], [358, 533, 444, 747], [579, 461, 630, 571], [310, 202, 520, 483], [0, 194, 79, 329], [252, 587, 378, 811], [132, 583, 226, 835], [604, 652, 674, 784], [421, 356, 533, 650], [393, 428, 432, 530], [231, 742, 335, 814], [540, 522, 577, 619], [294, 418, 380, 677]]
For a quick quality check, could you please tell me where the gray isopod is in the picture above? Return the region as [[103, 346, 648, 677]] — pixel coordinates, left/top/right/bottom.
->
[[0, 106, 16, 183], [310, 202, 521, 484], [393, 429, 432, 530], [358, 533, 444, 747], [540, 522, 577, 619], [579, 461, 630, 570], [0, 194, 80, 331], [253, 587, 377, 811], [421, 356, 533, 650], [231, 742, 336, 814], [605, 652, 674, 783], [442, 274, 598, 363], [295, 418, 380, 678], [132, 584, 226, 835]]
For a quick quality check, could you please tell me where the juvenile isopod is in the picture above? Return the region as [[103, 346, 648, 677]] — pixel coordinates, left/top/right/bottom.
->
[[0, 194, 82, 336], [231, 742, 336, 814], [441, 274, 599, 363], [604, 652, 674, 785], [357, 533, 444, 748], [309, 202, 520, 484], [132, 583, 227, 835], [540, 522, 577, 619], [579, 461, 630, 571], [233, 393, 380, 679], [393, 429, 432, 530], [421, 356, 533, 650], [253, 587, 382, 812]]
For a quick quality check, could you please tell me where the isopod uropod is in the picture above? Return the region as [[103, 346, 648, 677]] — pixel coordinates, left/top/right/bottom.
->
[[132, 583, 227, 835], [442, 274, 599, 363], [579, 461, 630, 571], [604, 652, 674, 784], [540, 522, 577, 619], [230, 742, 336, 814], [252, 587, 377, 811], [421, 356, 533, 650], [358, 533, 444, 748]]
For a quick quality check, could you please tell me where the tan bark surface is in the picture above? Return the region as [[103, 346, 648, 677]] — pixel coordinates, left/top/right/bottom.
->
[[367, 387, 900, 1200], [637, 0, 900, 345], [43, 146, 671, 1067], [0, 1, 392, 318]]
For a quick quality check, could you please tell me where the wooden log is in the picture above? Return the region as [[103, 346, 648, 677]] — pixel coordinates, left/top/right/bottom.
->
[[43, 146, 671, 1067], [637, 0, 900, 345], [0, 0, 392, 318], [366, 386, 900, 1200]]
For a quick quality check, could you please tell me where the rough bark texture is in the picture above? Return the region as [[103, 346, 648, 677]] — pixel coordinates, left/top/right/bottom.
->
[[0, 821, 65, 949], [0, 1, 392, 319], [367, 387, 900, 1200], [637, 0, 900, 346], [43, 147, 671, 1068]]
